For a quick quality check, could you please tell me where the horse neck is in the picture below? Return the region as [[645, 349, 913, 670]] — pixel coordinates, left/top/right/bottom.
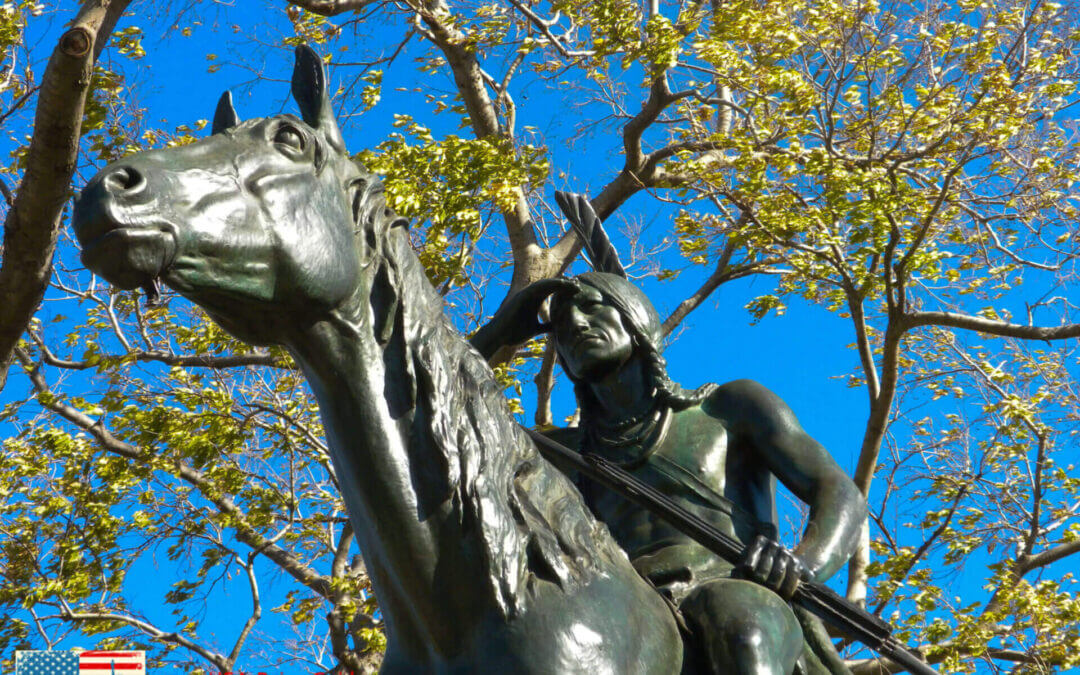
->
[[284, 226, 534, 647]]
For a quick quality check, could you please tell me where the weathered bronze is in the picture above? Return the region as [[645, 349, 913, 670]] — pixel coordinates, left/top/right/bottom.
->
[[471, 194, 879, 674], [71, 45, 924, 675], [73, 45, 683, 673]]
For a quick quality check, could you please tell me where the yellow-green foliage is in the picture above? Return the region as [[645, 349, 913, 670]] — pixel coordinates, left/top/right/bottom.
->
[[359, 115, 549, 288]]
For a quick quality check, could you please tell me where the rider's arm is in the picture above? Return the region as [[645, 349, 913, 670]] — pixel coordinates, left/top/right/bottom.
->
[[710, 380, 866, 582], [469, 278, 578, 360]]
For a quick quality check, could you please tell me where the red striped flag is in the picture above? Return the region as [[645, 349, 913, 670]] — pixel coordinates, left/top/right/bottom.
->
[[79, 651, 145, 673]]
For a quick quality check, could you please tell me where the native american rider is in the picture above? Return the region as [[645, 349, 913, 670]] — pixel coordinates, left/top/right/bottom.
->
[[471, 213, 866, 675]]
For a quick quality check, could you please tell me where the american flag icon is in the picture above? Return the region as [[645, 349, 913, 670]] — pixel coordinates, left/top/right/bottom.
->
[[15, 650, 146, 674]]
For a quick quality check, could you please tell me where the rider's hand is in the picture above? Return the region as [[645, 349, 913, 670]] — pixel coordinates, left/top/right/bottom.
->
[[739, 535, 811, 601], [470, 277, 578, 359]]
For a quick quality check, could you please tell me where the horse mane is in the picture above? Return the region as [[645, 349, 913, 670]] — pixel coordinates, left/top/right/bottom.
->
[[347, 163, 616, 616]]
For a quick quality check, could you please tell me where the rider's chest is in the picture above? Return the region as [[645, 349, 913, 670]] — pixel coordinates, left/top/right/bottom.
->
[[654, 407, 729, 493], [588, 406, 730, 515]]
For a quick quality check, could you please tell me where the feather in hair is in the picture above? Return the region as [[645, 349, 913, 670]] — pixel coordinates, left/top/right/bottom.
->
[[554, 190, 626, 278]]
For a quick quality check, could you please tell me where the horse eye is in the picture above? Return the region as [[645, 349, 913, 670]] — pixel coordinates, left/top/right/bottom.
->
[[274, 125, 306, 153]]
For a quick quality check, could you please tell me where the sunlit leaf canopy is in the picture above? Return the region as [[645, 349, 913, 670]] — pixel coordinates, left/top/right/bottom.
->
[[0, 0, 1078, 672]]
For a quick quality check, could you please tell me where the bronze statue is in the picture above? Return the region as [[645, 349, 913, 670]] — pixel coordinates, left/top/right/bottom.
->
[[71, 45, 926, 675], [472, 195, 868, 674], [73, 45, 683, 674]]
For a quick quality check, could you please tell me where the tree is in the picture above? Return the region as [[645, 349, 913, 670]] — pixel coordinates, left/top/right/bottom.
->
[[1, 1, 1078, 673]]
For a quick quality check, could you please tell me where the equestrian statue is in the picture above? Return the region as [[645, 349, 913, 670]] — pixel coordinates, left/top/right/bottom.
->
[[72, 45, 930, 675]]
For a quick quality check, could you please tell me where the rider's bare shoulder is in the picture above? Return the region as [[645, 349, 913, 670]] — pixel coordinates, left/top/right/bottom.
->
[[701, 379, 800, 438]]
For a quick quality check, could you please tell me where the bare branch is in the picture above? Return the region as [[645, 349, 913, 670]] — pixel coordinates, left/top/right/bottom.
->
[[0, 0, 133, 392], [287, 0, 372, 16], [904, 311, 1080, 341]]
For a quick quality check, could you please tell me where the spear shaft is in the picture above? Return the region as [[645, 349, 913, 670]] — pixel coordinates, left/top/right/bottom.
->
[[520, 425, 937, 675]]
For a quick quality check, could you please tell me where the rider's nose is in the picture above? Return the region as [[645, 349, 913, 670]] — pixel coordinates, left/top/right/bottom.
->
[[101, 165, 146, 197], [568, 306, 589, 331]]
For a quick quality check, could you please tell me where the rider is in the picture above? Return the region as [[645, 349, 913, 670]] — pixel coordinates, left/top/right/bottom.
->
[[472, 271, 866, 674]]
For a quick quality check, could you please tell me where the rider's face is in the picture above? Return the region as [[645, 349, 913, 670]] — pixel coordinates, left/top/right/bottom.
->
[[552, 287, 634, 381]]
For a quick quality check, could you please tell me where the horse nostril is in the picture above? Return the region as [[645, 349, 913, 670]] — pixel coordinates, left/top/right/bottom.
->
[[102, 166, 145, 195]]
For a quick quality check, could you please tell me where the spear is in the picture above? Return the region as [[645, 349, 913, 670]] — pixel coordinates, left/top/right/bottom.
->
[[519, 425, 937, 675]]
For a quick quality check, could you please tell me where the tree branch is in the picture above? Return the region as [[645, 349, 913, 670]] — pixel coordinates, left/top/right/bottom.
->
[[57, 609, 226, 670], [504, 0, 594, 58], [407, 0, 540, 292], [36, 338, 290, 371], [0, 0, 132, 392], [659, 219, 768, 336], [848, 645, 1037, 675], [848, 321, 904, 604], [327, 522, 365, 673], [226, 554, 263, 668], [14, 347, 335, 599], [0, 84, 41, 129], [846, 291, 881, 405], [904, 311, 1080, 341], [870, 485, 967, 616], [1017, 539, 1080, 575], [591, 77, 675, 219], [533, 338, 556, 427]]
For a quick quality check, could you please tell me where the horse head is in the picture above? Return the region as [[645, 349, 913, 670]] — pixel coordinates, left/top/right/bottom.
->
[[73, 46, 397, 345]]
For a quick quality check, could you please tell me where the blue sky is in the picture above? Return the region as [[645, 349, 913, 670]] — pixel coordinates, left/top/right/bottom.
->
[[0, 4, 953, 672]]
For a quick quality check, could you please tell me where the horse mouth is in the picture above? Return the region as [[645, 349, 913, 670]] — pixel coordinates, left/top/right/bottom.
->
[[77, 219, 178, 297]]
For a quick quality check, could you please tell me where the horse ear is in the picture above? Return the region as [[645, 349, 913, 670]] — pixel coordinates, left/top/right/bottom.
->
[[212, 90, 239, 135], [291, 44, 346, 152]]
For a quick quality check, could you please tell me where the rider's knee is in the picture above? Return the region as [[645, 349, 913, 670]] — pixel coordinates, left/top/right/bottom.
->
[[681, 579, 803, 673], [684, 578, 794, 622], [725, 623, 767, 652]]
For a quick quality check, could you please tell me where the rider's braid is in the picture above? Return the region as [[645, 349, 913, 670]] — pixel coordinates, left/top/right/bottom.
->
[[627, 321, 714, 412], [569, 313, 713, 426]]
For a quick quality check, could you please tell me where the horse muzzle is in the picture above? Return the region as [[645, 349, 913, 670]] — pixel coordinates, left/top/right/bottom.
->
[[73, 163, 178, 291]]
